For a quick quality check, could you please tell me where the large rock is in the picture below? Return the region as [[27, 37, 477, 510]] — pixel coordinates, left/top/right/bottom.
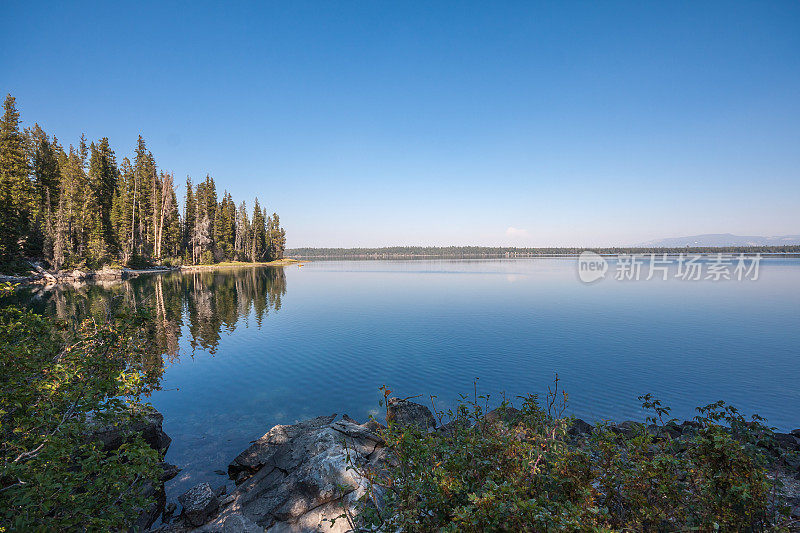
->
[[85, 406, 171, 454], [774, 432, 800, 452], [386, 398, 436, 431], [191, 414, 387, 532], [568, 418, 594, 437], [179, 483, 220, 527]]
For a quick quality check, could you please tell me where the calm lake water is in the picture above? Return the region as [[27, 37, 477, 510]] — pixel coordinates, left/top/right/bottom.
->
[[19, 258, 800, 501]]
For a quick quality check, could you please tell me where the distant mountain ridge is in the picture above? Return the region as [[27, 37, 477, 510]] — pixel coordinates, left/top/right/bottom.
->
[[637, 233, 800, 247]]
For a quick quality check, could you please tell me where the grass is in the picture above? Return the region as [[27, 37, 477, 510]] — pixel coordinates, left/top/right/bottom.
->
[[180, 258, 300, 270]]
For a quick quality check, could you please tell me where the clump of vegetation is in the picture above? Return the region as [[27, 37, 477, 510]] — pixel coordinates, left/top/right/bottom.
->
[[355, 379, 797, 532], [0, 284, 162, 530]]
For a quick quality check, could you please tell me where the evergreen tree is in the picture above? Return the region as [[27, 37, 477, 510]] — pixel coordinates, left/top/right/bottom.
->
[[29, 125, 60, 213], [234, 201, 248, 260], [52, 185, 68, 270], [183, 177, 195, 262], [133, 136, 155, 258], [214, 191, 236, 260], [112, 158, 135, 264], [28, 124, 60, 260], [154, 171, 176, 260], [163, 185, 181, 259], [60, 146, 87, 262], [86, 142, 108, 263], [96, 138, 118, 250], [86, 139, 119, 264], [0, 95, 34, 263], [249, 198, 266, 261], [267, 213, 286, 261]]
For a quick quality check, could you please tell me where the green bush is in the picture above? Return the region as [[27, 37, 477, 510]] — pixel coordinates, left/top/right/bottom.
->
[[356, 380, 794, 532], [0, 284, 161, 531], [126, 254, 153, 270]]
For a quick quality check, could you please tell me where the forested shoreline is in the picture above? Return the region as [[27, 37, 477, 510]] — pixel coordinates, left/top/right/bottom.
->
[[0, 94, 285, 273], [288, 245, 800, 259]]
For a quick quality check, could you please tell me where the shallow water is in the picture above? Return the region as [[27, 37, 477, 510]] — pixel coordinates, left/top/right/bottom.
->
[[18, 257, 800, 501]]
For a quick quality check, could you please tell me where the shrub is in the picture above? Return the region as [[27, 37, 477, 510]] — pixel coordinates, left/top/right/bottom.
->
[[0, 284, 161, 531], [355, 379, 794, 532]]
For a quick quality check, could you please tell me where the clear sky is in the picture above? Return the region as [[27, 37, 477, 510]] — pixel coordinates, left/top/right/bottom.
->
[[2, 1, 798, 247]]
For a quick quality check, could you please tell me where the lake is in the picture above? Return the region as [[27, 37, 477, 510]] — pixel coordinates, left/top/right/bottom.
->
[[18, 257, 800, 502]]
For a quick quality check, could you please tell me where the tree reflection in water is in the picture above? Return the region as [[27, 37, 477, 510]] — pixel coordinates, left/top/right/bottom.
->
[[18, 267, 287, 388]]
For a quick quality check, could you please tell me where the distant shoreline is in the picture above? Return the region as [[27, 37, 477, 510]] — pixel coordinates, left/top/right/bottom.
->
[[287, 246, 800, 260]]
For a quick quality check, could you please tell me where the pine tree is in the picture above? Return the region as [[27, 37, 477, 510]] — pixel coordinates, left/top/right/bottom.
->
[[214, 191, 236, 260], [86, 142, 108, 264], [234, 201, 248, 260], [133, 136, 155, 259], [56, 144, 88, 261], [267, 213, 286, 261], [0, 95, 34, 263], [52, 185, 68, 270], [249, 198, 266, 261], [163, 185, 181, 259], [154, 171, 176, 260], [29, 125, 60, 213], [86, 139, 119, 264], [29, 124, 60, 260], [96, 138, 118, 250], [183, 177, 195, 262], [113, 158, 135, 264]]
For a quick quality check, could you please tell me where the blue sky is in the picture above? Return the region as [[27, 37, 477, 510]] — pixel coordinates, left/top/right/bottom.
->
[[2, 1, 799, 247]]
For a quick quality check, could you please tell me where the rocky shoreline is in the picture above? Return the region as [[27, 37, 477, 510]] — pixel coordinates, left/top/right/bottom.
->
[[146, 399, 800, 532], [0, 264, 178, 286], [1, 259, 299, 287]]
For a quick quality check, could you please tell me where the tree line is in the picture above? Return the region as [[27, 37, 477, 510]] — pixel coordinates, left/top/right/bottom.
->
[[0, 94, 285, 271], [287, 245, 800, 258]]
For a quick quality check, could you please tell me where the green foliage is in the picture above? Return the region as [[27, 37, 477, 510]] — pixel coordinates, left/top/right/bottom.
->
[[0, 284, 161, 530], [357, 381, 794, 532]]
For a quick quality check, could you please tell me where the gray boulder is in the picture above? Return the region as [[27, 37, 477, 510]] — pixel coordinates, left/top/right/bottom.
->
[[179, 482, 220, 527], [387, 398, 436, 431], [568, 418, 594, 437], [194, 415, 387, 532], [774, 432, 800, 452], [85, 405, 171, 454]]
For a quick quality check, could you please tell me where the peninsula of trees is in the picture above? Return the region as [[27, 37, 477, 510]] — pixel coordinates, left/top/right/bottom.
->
[[0, 94, 285, 272]]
